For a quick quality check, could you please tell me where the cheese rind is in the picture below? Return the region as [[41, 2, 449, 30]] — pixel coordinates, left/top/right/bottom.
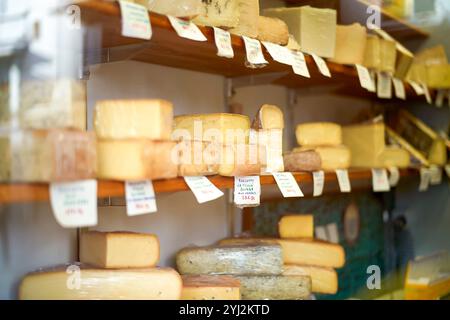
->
[[279, 215, 314, 239], [296, 122, 342, 147], [181, 275, 241, 300], [283, 264, 338, 294], [257, 16, 289, 46], [283, 150, 322, 172], [229, 0, 259, 38], [193, 0, 240, 28], [80, 231, 160, 269], [293, 146, 351, 170], [331, 24, 367, 65]]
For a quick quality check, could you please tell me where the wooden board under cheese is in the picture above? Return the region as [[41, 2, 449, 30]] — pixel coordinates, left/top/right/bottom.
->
[[181, 275, 241, 300]]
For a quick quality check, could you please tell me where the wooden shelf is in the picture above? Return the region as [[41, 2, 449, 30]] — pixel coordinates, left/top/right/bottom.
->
[[0, 169, 418, 204]]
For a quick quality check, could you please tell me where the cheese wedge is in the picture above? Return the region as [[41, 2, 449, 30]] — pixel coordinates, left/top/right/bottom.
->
[[94, 99, 173, 140], [176, 244, 283, 275], [331, 23, 367, 66], [283, 150, 322, 172], [283, 264, 338, 294], [181, 275, 241, 300], [257, 16, 289, 46], [193, 0, 240, 28], [279, 215, 314, 239], [293, 146, 351, 170], [252, 104, 285, 130], [80, 231, 160, 269], [19, 265, 182, 300], [230, 0, 259, 38], [176, 140, 220, 176], [219, 143, 264, 176], [97, 139, 177, 181], [296, 122, 342, 147]]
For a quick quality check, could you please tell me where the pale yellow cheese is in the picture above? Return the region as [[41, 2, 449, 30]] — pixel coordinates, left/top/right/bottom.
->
[[219, 143, 264, 176], [146, 0, 201, 18], [250, 129, 283, 173], [230, 0, 259, 38], [19, 265, 182, 300], [363, 35, 381, 69], [279, 215, 314, 239], [94, 99, 173, 140], [80, 231, 159, 269], [426, 64, 450, 88], [380, 38, 397, 73], [296, 122, 342, 147], [176, 140, 220, 176], [193, 0, 240, 28], [379, 147, 410, 168], [181, 275, 241, 300], [257, 16, 289, 46], [283, 264, 338, 294], [330, 23, 367, 65], [252, 104, 284, 130]]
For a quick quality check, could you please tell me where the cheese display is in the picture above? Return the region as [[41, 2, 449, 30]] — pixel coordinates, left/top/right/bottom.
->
[[146, 0, 202, 18], [218, 143, 264, 176], [230, 0, 259, 38], [236, 275, 311, 300], [252, 104, 285, 130], [19, 265, 182, 300], [426, 65, 450, 88], [80, 231, 159, 269], [278, 215, 314, 239], [295, 122, 342, 147], [283, 265, 338, 294], [193, 0, 240, 28], [264, 6, 337, 58], [380, 147, 411, 168], [97, 139, 178, 181], [0, 130, 96, 182], [293, 146, 351, 171], [363, 35, 381, 70], [176, 140, 220, 176], [257, 16, 289, 46], [283, 150, 321, 172], [181, 275, 241, 300], [176, 244, 283, 275], [331, 24, 367, 66], [94, 99, 173, 140]]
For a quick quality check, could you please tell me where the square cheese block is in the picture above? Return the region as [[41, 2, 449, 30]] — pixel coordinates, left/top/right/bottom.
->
[[0, 130, 96, 182], [296, 122, 342, 147], [363, 35, 381, 70], [380, 147, 410, 168], [380, 38, 397, 73], [176, 244, 283, 275], [279, 215, 314, 239], [80, 231, 160, 269], [264, 6, 337, 58], [283, 150, 321, 172], [330, 24, 367, 66], [219, 143, 265, 176], [252, 104, 285, 130], [257, 16, 289, 46], [283, 264, 338, 294], [94, 99, 173, 140], [426, 64, 450, 88], [250, 129, 284, 174], [181, 275, 241, 300], [19, 265, 182, 300], [230, 0, 259, 38], [176, 140, 220, 176], [173, 113, 251, 145], [97, 139, 178, 181], [193, 0, 240, 28], [293, 145, 351, 170], [406, 62, 427, 84], [236, 275, 311, 300]]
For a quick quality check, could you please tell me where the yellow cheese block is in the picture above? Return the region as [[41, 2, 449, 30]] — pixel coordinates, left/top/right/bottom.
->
[[97, 139, 177, 181], [279, 215, 314, 239], [230, 0, 259, 38], [193, 0, 240, 28], [176, 140, 220, 176], [293, 145, 351, 170], [257, 16, 289, 46], [219, 143, 264, 176], [252, 104, 285, 130], [395, 43, 414, 80], [173, 113, 250, 145], [80, 231, 159, 269], [250, 129, 284, 173], [181, 275, 241, 300], [331, 23, 367, 66], [426, 64, 450, 88], [363, 35, 381, 70], [283, 264, 338, 294], [19, 265, 182, 300], [380, 38, 397, 73], [296, 122, 342, 147], [94, 99, 173, 140], [380, 147, 410, 168]]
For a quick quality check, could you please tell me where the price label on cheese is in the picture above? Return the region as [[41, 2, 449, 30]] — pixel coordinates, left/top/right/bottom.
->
[[234, 176, 261, 207], [423, 84, 432, 104], [50, 180, 98, 228], [335, 169, 351, 193], [419, 167, 431, 192], [311, 54, 331, 78], [392, 78, 406, 100], [213, 27, 234, 58], [119, 1, 152, 40], [388, 167, 400, 187], [371, 169, 391, 192], [272, 172, 304, 198], [435, 89, 445, 108], [313, 171, 325, 197], [184, 176, 224, 204], [408, 81, 425, 95], [355, 64, 374, 91], [168, 15, 207, 41], [242, 36, 268, 66], [262, 42, 293, 65], [429, 165, 443, 185], [291, 51, 310, 78], [125, 180, 157, 216], [377, 72, 392, 99]]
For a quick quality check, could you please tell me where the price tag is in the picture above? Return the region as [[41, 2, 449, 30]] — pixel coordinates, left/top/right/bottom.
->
[[242, 36, 268, 66], [262, 42, 293, 65], [326, 223, 339, 244], [429, 165, 443, 185], [388, 167, 400, 187], [50, 180, 98, 228], [423, 84, 432, 104], [435, 89, 445, 108], [272, 172, 304, 198], [445, 165, 450, 178], [315, 226, 328, 241], [119, 1, 152, 40], [408, 81, 425, 95], [125, 180, 157, 216], [392, 78, 406, 100], [313, 171, 325, 197], [419, 167, 431, 192], [367, 71, 377, 93], [291, 51, 310, 78], [355, 64, 374, 91], [184, 176, 224, 204], [234, 176, 261, 207], [168, 15, 207, 41], [377, 72, 392, 99], [311, 54, 331, 77], [213, 27, 234, 58], [335, 169, 351, 193], [371, 169, 391, 192]]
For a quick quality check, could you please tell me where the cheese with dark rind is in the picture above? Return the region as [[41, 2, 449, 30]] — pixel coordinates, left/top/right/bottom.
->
[[293, 146, 351, 170], [283, 150, 321, 172], [283, 264, 338, 294], [181, 275, 241, 300]]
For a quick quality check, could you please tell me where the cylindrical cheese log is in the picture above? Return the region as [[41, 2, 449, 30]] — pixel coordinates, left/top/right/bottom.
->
[[296, 122, 342, 147], [257, 16, 289, 46], [176, 244, 283, 275], [293, 146, 351, 170], [181, 275, 241, 300], [283, 150, 321, 172], [283, 264, 338, 294]]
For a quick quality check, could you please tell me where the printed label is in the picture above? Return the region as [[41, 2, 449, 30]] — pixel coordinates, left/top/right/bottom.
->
[[125, 180, 157, 216], [168, 15, 207, 41], [184, 176, 224, 204], [291, 51, 310, 78], [372, 169, 391, 192], [242, 36, 268, 65], [377, 72, 392, 99], [336, 169, 351, 193], [213, 27, 234, 58], [313, 171, 325, 197], [392, 78, 406, 100], [272, 172, 304, 198], [262, 42, 293, 65], [119, 1, 152, 40]]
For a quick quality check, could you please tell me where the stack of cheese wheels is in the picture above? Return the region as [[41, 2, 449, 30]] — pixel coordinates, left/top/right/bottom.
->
[[94, 100, 178, 181], [19, 231, 183, 299]]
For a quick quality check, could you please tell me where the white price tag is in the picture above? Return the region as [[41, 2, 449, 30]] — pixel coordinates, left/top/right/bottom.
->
[[392, 78, 406, 100], [291, 51, 310, 78], [355, 64, 374, 91], [419, 167, 431, 192], [388, 167, 400, 187], [315, 226, 328, 241], [213, 27, 234, 58], [335, 169, 351, 193], [168, 15, 207, 41], [367, 71, 377, 93], [371, 169, 391, 192], [408, 81, 425, 95], [326, 223, 339, 244], [313, 171, 325, 197], [429, 165, 443, 185], [262, 42, 293, 65], [435, 89, 445, 108], [311, 54, 331, 77], [377, 72, 392, 99], [50, 180, 98, 228], [445, 165, 450, 178], [119, 1, 152, 40], [423, 84, 432, 104], [242, 36, 268, 66], [234, 176, 261, 207], [272, 172, 304, 198], [184, 176, 224, 204], [125, 180, 157, 216]]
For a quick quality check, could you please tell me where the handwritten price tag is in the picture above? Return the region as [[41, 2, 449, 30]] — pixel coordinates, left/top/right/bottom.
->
[[435, 89, 445, 108], [272, 172, 304, 198], [50, 180, 97, 228], [429, 165, 443, 185], [213, 27, 234, 58], [313, 171, 325, 197], [168, 15, 207, 41], [242, 36, 268, 66], [408, 81, 425, 95], [291, 51, 310, 78], [262, 42, 293, 65], [311, 54, 331, 77], [388, 167, 400, 187], [336, 169, 351, 193], [234, 176, 261, 207], [372, 169, 391, 192], [119, 1, 152, 40], [423, 84, 432, 104], [184, 176, 224, 204], [392, 78, 406, 100], [419, 167, 431, 192], [377, 72, 392, 99], [445, 165, 450, 178], [355, 64, 374, 91], [125, 180, 157, 216]]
